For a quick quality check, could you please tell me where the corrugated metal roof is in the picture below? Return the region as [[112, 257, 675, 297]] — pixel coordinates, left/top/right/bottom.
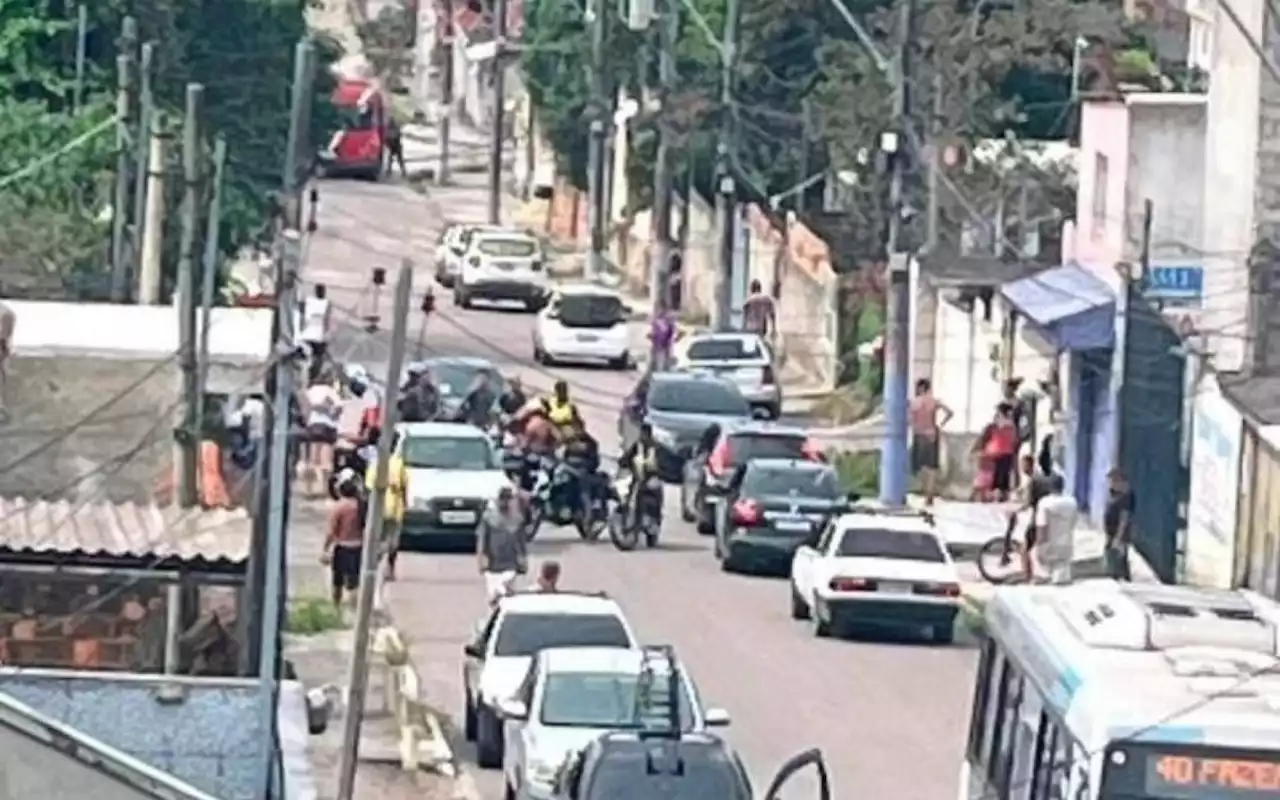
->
[[0, 499, 251, 564]]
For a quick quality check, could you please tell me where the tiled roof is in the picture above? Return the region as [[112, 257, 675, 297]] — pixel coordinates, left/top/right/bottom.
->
[[0, 499, 251, 564]]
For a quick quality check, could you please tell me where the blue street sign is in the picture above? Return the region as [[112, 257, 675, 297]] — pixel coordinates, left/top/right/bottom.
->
[[1145, 265, 1204, 306]]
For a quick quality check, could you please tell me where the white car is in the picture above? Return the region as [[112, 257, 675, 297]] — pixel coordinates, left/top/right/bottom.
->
[[674, 332, 782, 419], [435, 223, 504, 287], [463, 591, 638, 769], [532, 285, 634, 369], [789, 505, 961, 643], [396, 421, 512, 549], [453, 228, 549, 311], [499, 646, 730, 799]]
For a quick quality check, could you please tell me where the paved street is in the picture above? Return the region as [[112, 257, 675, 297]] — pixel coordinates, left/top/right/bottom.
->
[[301, 136, 980, 800]]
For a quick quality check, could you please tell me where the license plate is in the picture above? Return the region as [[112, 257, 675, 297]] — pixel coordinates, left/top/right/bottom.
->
[[775, 520, 809, 532], [439, 510, 476, 524], [496, 262, 514, 271], [578, 334, 598, 342], [879, 581, 912, 594]]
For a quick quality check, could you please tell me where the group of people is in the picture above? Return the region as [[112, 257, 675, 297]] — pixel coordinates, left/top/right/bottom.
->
[[908, 376, 1135, 584]]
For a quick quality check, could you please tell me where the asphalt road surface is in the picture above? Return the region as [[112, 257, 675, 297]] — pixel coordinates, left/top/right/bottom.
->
[[305, 170, 979, 800]]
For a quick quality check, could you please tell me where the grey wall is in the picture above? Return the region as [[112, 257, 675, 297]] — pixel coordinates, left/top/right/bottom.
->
[[0, 724, 158, 800]]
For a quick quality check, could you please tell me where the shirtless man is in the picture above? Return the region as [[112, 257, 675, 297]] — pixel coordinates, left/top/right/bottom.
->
[[909, 378, 952, 505]]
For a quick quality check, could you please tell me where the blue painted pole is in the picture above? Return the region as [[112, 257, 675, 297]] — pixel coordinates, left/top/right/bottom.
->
[[880, 258, 911, 505]]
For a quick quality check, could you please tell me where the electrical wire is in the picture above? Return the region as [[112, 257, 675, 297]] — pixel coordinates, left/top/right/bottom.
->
[[0, 114, 117, 192]]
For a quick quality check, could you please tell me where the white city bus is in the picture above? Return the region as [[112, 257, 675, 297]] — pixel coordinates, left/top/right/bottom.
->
[[959, 579, 1280, 800]]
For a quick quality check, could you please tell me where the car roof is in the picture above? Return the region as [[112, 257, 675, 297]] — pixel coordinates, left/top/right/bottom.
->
[[555, 284, 624, 298], [652, 370, 734, 387], [397, 421, 489, 439], [473, 228, 537, 241], [721, 419, 807, 437], [422, 355, 495, 368], [537, 646, 651, 673], [497, 591, 623, 615], [683, 331, 765, 346], [834, 507, 939, 534], [743, 457, 833, 473]]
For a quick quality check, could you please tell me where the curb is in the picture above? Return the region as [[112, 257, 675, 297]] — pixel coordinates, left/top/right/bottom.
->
[[368, 623, 459, 777]]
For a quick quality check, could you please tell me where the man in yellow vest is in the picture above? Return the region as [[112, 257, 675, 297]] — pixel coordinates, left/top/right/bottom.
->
[[541, 380, 580, 433]]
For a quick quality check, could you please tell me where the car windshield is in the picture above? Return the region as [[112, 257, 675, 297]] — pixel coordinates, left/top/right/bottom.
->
[[743, 467, 840, 498], [539, 670, 696, 731], [429, 363, 500, 398], [686, 337, 761, 361], [476, 237, 538, 257], [492, 613, 631, 657], [649, 380, 749, 416], [558, 293, 625, 328], [725, 433, 806, 466], [836, 527, 945, 562], [402, 435, 495, 470]]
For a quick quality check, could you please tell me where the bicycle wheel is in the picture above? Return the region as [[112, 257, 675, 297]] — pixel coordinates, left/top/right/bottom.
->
[[976, 536, 1026, 584]]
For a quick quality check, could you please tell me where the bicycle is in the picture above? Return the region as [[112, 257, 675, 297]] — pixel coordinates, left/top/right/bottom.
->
[[975, 510, 1036, 584]]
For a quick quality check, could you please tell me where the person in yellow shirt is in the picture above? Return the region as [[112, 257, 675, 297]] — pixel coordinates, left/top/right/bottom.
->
[[365, 430, 408, 581]]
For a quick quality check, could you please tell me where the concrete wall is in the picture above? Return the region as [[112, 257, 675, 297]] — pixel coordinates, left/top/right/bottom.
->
[[0, 670, 268, 800], [1186, 374, 1244, 586]]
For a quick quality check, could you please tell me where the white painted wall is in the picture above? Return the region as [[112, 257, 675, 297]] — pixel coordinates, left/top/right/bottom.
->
[[1185, 374, 1245, 586]]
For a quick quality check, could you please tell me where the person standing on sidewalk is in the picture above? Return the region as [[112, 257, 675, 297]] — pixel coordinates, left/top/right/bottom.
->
[[299, 283, 332, 383], [323, 480, 365, 607], [365, 430, 407, 581], [385, 116, 407, 178], [649, 308, 676, 372], [908, 379, 952, 506], [741, 279, 777, 341], [477, 486, 528, 603], [1035, 473, 1079, 584], [1104, 468, 1135, 581]]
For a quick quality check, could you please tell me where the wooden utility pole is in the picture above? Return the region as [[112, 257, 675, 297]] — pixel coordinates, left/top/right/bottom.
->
[[131, 42, 155, 279], [438, 0, 454, 184], [109, 16, 138, 301], [194, 137, 228, 467], [72, 5, 88, 114], [487, 0, 509, 223], [137, 113, 169, 305], [177, 84, 206, 509]]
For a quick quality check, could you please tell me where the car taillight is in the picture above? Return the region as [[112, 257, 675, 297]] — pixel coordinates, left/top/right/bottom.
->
[[468, 256, 481, 267], [731, 499, 761, 526], [707, 441, 729, 476], [914, 581, 960, 597], [829, 576, 875, 592], [802, 438, 824, 462], [761, 364, 775, 385]]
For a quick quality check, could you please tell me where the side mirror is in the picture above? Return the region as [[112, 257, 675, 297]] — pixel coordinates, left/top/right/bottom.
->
[[463, 643, 482, 658], [704, 707, 731, 727], [497, 698, 529, 720]]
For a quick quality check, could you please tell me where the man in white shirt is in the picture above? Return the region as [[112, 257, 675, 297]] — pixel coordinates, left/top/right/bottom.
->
[[299, 283, 332, 383], [1034, 473, 1079, 585]]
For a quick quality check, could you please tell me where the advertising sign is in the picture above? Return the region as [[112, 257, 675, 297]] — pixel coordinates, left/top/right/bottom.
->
[[1185, 376, 1244, 587]]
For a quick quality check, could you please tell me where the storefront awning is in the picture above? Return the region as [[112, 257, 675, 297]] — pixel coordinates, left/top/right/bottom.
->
[[1000, 263, 1116, 350]]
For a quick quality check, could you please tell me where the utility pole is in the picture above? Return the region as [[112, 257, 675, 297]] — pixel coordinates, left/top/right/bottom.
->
[[131, 43, 155, 279], [336, 262, 413, 800], [73, 5, 88, 114], [109, 16, 137, 302], [650, 0, 678, 315], [585, 0, 609, 280], [487, 0, 510, 224], [257, 229, 301, 799], [798, 99, 812, 217], [194, 138, 227, 454], [878, 0, 916, 506], [925, 74, 942, 253], [137, 113, 169, 305], [712, 0, 743, 331], [177, 84, 205, 509], [438, 0, 454, 184], [1016, 179, 1030, 257], [282, 39, 317, 229]]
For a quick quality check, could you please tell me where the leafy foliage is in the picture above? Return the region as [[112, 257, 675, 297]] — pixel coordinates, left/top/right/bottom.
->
[[0, 0, 339, 298]]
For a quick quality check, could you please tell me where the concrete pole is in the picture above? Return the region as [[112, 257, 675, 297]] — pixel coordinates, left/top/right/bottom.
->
[[177, 84, 205, 510], [137, 114, 169, 305]]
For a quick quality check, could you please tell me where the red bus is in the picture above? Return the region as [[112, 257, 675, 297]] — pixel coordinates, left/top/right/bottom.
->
[[319, 78, 385, 180]]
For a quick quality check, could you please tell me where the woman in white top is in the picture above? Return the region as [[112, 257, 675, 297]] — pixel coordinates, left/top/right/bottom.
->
[[302, 372, 343, 495]]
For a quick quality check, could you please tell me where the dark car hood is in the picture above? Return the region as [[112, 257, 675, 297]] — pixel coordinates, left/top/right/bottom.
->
[[646, 409, 750, 441]]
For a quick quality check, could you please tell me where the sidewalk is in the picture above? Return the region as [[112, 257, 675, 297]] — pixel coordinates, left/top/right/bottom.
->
[[284, 502, 457, 800]]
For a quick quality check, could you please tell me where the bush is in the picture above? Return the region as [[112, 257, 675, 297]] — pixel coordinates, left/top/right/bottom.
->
[[830, 450, 880, 497], [285, 596, 346, 635]]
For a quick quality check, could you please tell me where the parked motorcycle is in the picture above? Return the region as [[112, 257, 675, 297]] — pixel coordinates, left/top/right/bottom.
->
[[327, 441, 369, 500], [608, 473, 663, 551]]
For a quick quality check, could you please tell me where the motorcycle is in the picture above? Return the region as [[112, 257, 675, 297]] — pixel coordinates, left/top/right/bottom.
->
[[327, 440, 369, 500], [523, 458, 608, 542], [608, 472, 663, 551]]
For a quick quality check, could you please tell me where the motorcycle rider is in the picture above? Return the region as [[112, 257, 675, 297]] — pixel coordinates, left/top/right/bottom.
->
[[513, 401, 560, 492], [398, 367, 440, 423], [499, 375, 528, 418], [541, 380, 579, 435], [458, 371, 497, 428], [561, 415, 602, 511], [618, 422, 662, 527]]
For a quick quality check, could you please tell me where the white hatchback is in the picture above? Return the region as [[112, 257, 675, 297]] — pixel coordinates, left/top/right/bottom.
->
[[532, 285, 634, 369], [789, 505, 961, 643]]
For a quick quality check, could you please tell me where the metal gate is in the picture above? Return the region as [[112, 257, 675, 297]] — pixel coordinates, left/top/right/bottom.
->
[[1118, 290, 1186, 582]]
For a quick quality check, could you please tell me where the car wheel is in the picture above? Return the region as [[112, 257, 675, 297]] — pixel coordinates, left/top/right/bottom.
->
[[523, 298, 538, 313], [812, 598, 832, 638], [452, 286, 463, 307], [790, 585, 810, 620], [931, 623, 956, 645], [475, 705, 504, 768], [607, 354, 629, 370], [463, 691, 477, 741], [458, 289, 474, 309], [695, 503, 714, 535], [762, 401, 782, 420]]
